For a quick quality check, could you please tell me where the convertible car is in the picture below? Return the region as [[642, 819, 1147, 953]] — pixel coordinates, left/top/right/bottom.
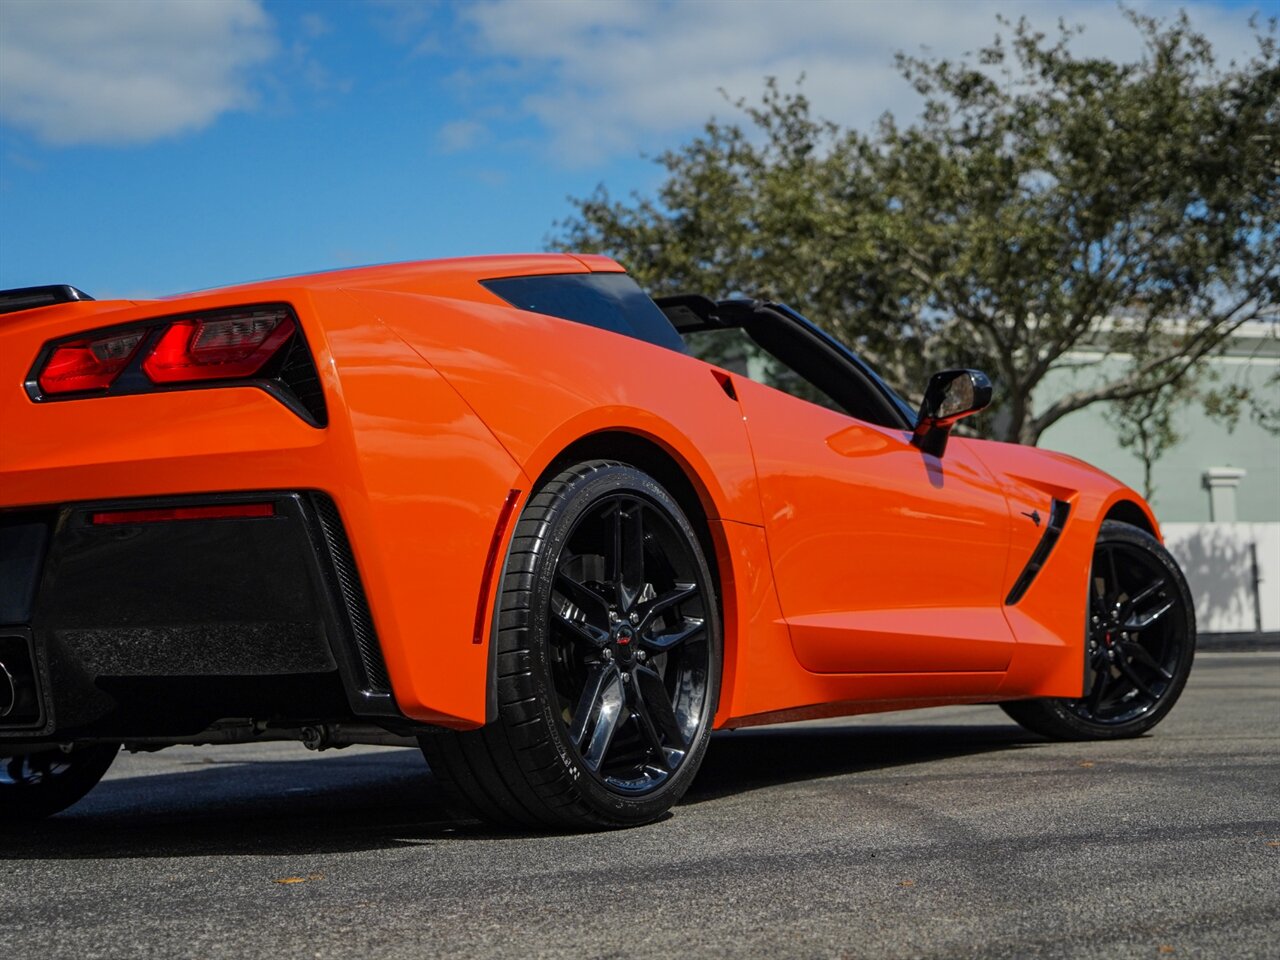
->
[[0, 254, 1195, 828]]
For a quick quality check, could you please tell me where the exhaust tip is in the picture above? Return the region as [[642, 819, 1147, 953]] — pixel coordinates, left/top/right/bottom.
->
[[0, 661, 14, 718]]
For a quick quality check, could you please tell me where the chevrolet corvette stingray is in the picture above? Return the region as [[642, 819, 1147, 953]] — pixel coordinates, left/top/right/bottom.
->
[[0, 255, 1195, 828]]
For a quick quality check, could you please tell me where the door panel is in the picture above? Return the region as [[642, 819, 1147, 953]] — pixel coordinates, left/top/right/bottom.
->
[[734, 377, 1016, 674]]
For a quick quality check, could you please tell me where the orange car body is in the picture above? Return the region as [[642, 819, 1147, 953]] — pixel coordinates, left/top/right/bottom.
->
[[0, 254, 1157, 733]]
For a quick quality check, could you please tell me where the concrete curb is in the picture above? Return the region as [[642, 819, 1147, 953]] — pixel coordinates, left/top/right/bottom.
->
[[1197, 631, 1280, 652]]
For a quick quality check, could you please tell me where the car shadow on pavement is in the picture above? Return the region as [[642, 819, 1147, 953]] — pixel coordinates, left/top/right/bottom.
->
[[0, 721, 1041, 858], [0, 748, 472, 859], [686, 721, 1039, 803]]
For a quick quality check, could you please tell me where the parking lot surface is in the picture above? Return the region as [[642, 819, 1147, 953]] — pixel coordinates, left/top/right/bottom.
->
[[2, 653, 1277, 959]]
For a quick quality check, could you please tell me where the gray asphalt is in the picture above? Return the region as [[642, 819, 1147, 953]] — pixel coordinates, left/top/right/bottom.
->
[[2, 653, 1277, 960]]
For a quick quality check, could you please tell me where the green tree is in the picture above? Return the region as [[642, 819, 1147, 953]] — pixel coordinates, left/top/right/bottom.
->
[[554, 11, 1279, 446], [1104, 382, 1184, 501]]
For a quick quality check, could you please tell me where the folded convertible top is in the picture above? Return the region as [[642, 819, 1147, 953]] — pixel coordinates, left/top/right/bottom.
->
[[0, 285, 94, 315]]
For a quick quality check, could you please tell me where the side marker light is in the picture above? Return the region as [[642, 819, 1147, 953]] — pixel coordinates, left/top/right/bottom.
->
[[90, 503, 277, 525]]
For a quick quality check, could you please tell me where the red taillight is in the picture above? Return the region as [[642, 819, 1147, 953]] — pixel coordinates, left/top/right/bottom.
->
[[29, 304, 321, 424], [38, 331, 145, 394], [143, 309, 295, 383], [90, 503, 276, 525]]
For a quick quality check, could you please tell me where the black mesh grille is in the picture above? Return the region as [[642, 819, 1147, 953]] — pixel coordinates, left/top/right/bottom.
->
[[277, 335, 328, 426], [310, 494, 390, 693]]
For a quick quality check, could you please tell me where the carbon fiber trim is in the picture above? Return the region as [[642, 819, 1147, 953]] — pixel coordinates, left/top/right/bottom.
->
[[309, 494, 391, 693]]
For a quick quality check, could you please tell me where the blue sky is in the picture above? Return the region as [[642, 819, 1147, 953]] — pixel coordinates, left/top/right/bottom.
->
[[1, 0, 1274, 299]]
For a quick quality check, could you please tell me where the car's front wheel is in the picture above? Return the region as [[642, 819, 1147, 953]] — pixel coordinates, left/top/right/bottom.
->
[[421, 460, 721, 829], [1002, 520, 1196, 740], [0, 743, 119, 822]]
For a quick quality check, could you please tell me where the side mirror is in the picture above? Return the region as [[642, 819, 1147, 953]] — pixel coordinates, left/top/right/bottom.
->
[[911, 369, 993, 458]]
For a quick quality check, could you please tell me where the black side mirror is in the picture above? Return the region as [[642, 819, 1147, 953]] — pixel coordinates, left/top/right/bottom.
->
[[911, 369, 993, 458]]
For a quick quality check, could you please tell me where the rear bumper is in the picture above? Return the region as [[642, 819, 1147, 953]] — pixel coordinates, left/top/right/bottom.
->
[[0, 491, 397, 742]]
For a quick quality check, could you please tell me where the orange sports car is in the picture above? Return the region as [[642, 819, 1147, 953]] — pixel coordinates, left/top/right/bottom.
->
[[0, 254, 1195, 828]]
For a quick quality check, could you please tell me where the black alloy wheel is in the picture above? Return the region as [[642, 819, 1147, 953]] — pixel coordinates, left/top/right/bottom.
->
[[548, 487, 711, 793], [421, 460, 721, 829], [0, 743, 119, 822], [1002, 520, 1195, 740]]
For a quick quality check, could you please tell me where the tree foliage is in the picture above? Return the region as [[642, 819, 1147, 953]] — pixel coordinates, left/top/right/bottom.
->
[[553, 11, 1279, 445]]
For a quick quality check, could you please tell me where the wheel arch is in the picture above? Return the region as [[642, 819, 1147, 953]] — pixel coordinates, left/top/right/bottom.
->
[[1102, 497, 1161, 539], [537, 431, 716, 545]]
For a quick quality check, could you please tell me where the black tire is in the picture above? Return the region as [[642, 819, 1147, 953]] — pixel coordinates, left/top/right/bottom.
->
[[422, 460, 721, 830], [1002, 520, 1196, 740], [0, 743, 119, 821]]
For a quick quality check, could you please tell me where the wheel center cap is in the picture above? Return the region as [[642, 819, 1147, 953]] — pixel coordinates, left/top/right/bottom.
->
[[612, 624, 635, 661]]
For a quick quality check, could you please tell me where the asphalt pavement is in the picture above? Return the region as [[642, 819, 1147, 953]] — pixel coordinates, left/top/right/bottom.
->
[[2, 652, 1277, 959]]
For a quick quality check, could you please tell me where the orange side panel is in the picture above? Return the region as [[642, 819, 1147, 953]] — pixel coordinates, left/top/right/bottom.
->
[[787, 607, 1019, 673], [713, 521, 1006, 728], [731, 378, 1017, 677]]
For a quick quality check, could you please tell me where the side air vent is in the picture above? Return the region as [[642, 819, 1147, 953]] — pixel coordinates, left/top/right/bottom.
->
[[309, 494, 391, 694], [1, 285, 94, 316], [1005, 499, 1072, 605]]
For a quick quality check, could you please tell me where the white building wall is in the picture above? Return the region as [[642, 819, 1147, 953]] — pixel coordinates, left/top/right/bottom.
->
[[1039, 356, 1279, 524], [1036, 321, 1279, 524], [1162, 522, 1280, 633]]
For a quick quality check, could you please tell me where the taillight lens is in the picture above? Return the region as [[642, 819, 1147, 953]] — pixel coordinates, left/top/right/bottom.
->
[[29, 303, 326, 426], [38, 331, 146, 394], [143, 309, 296, 383]]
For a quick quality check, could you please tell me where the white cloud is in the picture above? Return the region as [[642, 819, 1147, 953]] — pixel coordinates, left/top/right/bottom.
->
[[437, 118, 489, 152], [300, 12, 332, 40], [454, 0, 1268, 165], [0, 0, 275, 146]]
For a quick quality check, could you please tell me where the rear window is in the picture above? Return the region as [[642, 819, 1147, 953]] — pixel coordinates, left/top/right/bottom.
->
[[482, 273, 685, 353]]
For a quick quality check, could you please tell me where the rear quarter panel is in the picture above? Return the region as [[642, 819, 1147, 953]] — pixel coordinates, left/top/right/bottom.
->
[[344, 286, 769, 727]]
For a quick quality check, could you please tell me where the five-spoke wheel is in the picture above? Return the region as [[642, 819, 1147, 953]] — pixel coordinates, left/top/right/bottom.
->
[[549, 491, 712, 794], [421, 460, 720, 829], [1002, 520, 1195, 740]]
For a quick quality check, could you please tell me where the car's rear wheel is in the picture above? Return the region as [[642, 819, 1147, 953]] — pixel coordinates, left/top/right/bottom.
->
[[1002, 520, 1195, 740], [421, 460, 721, 829], [0, 743, 119, 821]]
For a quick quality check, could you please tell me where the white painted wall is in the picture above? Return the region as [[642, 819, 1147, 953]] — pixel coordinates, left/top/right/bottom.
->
[[1162, 522, 1280, 633], [1037, 321, 1280, 524]]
